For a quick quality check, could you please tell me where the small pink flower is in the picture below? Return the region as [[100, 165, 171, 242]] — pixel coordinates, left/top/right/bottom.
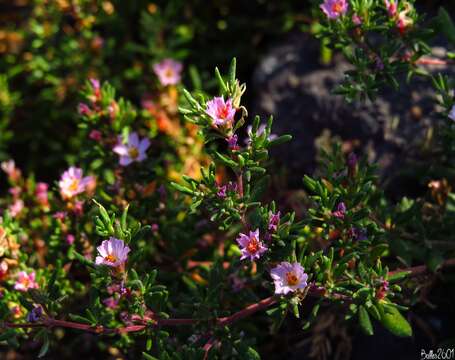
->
[[153, 59, 183, 86], [236, 229, 268, 261], [449, 105, 455, 122], [227, 135, 239, 150], [270, 262, 308, 295], [14, 271, 39, 292], [352, 14, 362, 25], [95, 237, 130, 268], [78, 102, 91, 116], [1, 160, 21, 182], [113, 132, 150, 167], [0, 261, 8, 280], [384, 0, 397, 17], [332, 202, 347, 219], [206, 97, 236, 127], [90, 78, 100, 91], [72, 200, 85, 216], [268, 211, 281, 232], [103, 296, 119, 309], [89, 130, 102, 141], [320, 0, 349, 20], [9, 199, 24, 218], [53, 211, 67, 220], [9, 187, 21, 199], [66, 234, 75, 245], [58, 167, 93, 200], [35, 182, 49, 207], [396, 3, 413, 33], [217, 185, 227, 198], [36, 182, 48, 193]]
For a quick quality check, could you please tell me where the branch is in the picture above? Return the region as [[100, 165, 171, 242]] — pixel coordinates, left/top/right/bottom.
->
[[3, 258, 455, 336]]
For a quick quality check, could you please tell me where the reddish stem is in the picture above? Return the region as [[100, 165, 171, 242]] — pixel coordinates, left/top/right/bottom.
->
[[3, 259, 455, 336]]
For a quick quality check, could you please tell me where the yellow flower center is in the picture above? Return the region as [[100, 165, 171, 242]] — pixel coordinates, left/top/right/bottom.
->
[[69, 179, 80, 192], [217, 106, 229, 119], [128, 147, 139, 159], [246, 237, 260, 254], [332, 3, 342, 13], [164, 68, 174, 78], [105, 254, 117, 263], [286, 271, 299, 286]]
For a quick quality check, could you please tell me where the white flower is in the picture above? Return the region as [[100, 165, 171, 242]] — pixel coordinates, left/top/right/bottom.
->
[[95, 237, 130, 268]]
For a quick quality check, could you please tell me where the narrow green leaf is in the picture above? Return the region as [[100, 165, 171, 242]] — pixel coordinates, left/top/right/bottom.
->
[[379, 303, 412, 337], [358, 305, 374, 335]]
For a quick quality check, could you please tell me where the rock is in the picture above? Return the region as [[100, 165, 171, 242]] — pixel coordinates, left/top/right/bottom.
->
[[251, 33, 454, 194]]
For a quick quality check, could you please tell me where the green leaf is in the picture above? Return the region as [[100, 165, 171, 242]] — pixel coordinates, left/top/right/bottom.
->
[[143, 352, 159, 360], [436, 7, 455, 45], [215, 67, 228, 93], [169, 182, 194, 195], [387, 271, 410, 282], [68, 313, 93, 325], [268, 134, 292, 147], [378, 303, 412, 337], [38, 334, 50, 358], [228, 57, 237, 85], [244, 347, 260, 360], [358, 305, 374, 335], [71, 250, 95, 268], [215, 151, 238, 168]]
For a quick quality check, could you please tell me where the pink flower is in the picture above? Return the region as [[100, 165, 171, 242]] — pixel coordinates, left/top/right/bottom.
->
[[103, 296, 119, 309], [270, 262, 308, 295], [14, 271, 39, 292], [332, 202, 347, 219], [89, 130, 102, 141], [0, 261, 8, 280], [217, 185, 227, 198], [9, 200, 24, 218], [352, 14, 362, 25], [226, 135, 239, 150], [153, 59, 183, 86], [78, 102, 91, 116], [206, 97, 236, 127], [236, 229, 268, 261], [268, 211, 281, 232], [9, 187, 21, 199], [66, 234, 75, 245], [320, 0, 348, 20], [53, 211, 67, 220], [58, 167, 93, 200], [35, 182, 49, 207], [113, 132, 150, 166], [90, 78, 100, 91], [449, 105, 455, 122], [95, 237, 130, 268], [1, 160, 21, 182], [396, 3, 413, 33], [72, 200, 85, 216], [36, 182, 48, 193], [384, 0, 397, 17]]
